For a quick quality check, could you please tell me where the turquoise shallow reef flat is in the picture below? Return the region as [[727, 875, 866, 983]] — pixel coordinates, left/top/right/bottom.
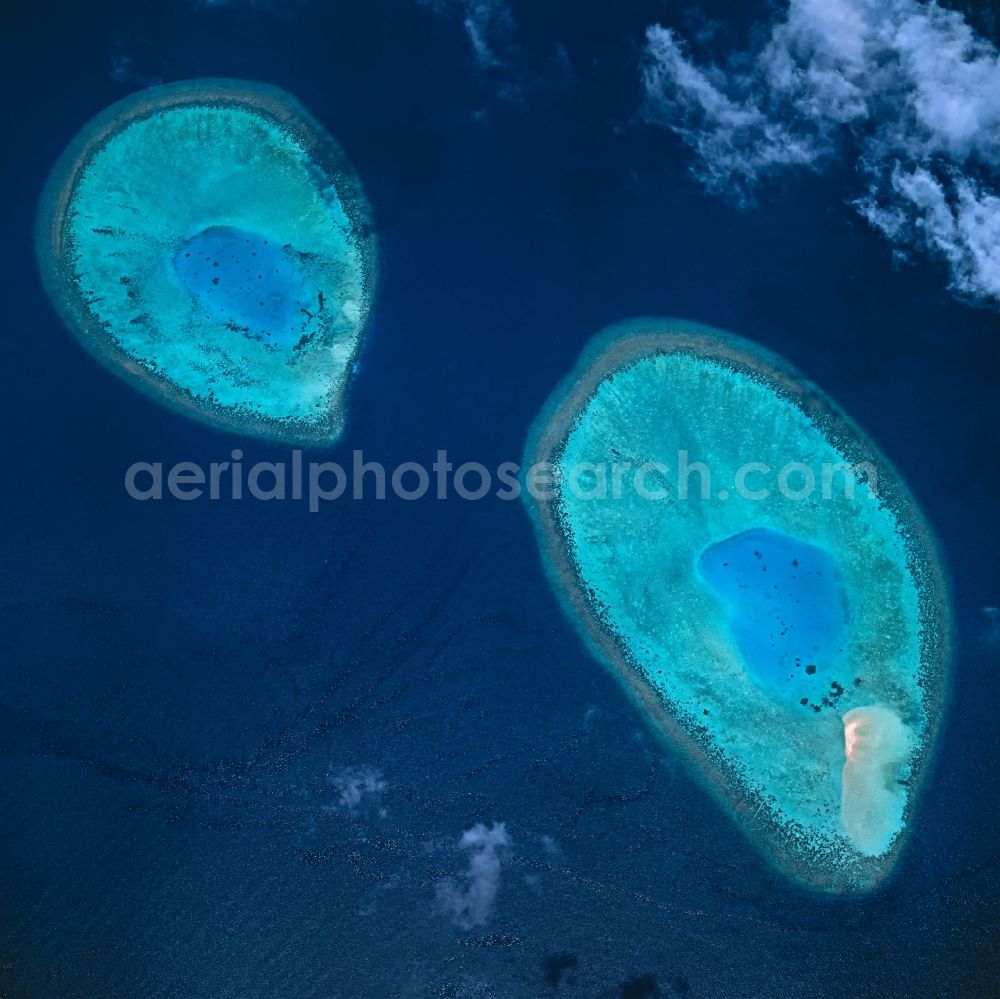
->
[[523, 319, 951, 893], [36, 79, 376, 443]]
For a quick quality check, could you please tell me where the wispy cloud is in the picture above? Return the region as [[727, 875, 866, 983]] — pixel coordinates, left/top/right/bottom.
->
[[109, 52, 161, 88], [419, 0, 520, 73], [983, 606, 1000, 647], [435, 821, 511, 929], [641, 0, 1000, 306], [325, 765, 388, 817], [464, 0, 518, 69]]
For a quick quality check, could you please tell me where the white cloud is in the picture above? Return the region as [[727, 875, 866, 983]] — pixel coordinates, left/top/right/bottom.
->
[[641, 26, 827, 199], [109, 53, 162, 88], [435, 821, 511, 929], [419, 0, 519, 71], [983, 607, 1000, 646], [464, 1, 517, 69], [641, 0, 1000, 306], [325, 765, 387, 816], [110, 54, 138, 84]]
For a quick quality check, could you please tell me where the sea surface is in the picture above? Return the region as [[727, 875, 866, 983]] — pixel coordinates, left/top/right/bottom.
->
[[2, 1, 998, 996]]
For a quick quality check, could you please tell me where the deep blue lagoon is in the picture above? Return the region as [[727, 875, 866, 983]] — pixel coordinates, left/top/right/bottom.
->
[[173, 227, 303, 342], [698, 527, 847, 692]]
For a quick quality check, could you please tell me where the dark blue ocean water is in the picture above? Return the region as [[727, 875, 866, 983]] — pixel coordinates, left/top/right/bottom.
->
[[2, 1, 998, 996]]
